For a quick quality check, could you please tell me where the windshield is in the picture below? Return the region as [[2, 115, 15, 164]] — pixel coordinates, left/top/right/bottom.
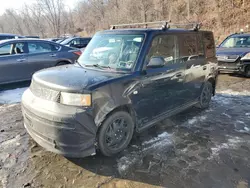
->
[[60, 38, 73, 45], [78, 34, 144, 71], [56, 38, 66, 43], [220, 36, 250, 48]]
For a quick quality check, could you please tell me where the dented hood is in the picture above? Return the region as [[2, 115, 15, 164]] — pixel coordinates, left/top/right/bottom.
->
[[32, 64, 123, 92]]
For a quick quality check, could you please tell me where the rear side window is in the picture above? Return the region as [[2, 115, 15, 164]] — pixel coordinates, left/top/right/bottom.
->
[[179, 34, 204, 61], [28, 42, 52, 53], [203, 32, 215, 58], [51, 44, 60, 51], [146, 34, 179, 67], [70, 38, 80, 45], [81, 38, 90, 44]]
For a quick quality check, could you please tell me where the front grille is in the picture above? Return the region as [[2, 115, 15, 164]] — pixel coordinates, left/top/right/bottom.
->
[[218, 61, 238, 68], [227, 55, 239, 60], [30, 81, 61, 102]]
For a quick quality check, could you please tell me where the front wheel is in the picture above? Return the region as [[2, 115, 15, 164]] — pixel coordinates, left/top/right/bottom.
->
[[196, 82, 213, 109], [97, 111, 134, 156], [245, 65, 250, 78]]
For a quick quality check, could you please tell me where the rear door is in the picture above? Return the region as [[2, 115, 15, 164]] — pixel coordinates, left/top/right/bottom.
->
[[26, 41, 59, 77], [0, 42, 29, 84], [180, 33, 206, 101]]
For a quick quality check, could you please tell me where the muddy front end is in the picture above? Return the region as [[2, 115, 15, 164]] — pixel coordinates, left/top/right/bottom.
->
[[21, 76, 97, 158]]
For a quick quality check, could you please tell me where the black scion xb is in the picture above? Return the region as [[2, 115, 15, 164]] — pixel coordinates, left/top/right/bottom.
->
[[22, 22, 218, 157]]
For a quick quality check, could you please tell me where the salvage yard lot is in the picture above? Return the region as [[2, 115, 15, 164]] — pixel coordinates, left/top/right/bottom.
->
[[1, 74, 250, 188]]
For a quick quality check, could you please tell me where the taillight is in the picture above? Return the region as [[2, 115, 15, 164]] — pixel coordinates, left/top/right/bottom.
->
[[73, 51, 82, 56]]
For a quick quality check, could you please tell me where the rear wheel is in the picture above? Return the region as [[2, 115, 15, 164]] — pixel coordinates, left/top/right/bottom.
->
[[196, 81, 213, 109], [245, 65, 250, 78], [97, 111, 134, 156]]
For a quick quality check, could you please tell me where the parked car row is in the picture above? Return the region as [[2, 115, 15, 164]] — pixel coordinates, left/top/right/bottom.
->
[[0, 33, 92, 49]]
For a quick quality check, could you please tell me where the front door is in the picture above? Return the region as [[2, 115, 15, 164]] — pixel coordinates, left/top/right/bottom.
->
[[131, 34, 186, 126]]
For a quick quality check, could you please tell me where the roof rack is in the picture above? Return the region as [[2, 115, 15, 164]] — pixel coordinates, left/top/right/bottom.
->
[[110, 21, 202, 31]]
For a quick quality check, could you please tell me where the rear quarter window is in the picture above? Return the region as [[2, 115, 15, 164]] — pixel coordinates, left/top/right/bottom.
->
[[203, 32, 215, 58]]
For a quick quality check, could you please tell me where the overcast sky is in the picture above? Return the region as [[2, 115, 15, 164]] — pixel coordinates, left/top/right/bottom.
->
[[0, 0, 79, 15]]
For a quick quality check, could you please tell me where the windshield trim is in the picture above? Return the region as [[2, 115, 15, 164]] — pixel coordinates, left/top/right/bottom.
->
[[78, 33, 146, 73]]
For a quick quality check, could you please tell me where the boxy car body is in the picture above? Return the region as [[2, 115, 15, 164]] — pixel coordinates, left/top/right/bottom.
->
[[21, 28, 218, 157]]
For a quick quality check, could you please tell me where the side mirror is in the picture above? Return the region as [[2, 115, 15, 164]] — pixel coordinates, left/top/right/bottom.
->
[[147, 57, 165, 68], [69, 43, 75, 47]]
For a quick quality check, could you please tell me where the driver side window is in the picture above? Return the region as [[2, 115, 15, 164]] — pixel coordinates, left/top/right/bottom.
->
[[146, 35, 178, 68]]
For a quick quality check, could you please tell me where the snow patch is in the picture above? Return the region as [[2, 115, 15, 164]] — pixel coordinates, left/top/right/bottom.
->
[[142, 132, 173, 150], [212, 95, 232, 105], [117, 155, 139, 175], [117, 132, 173, 175], [209, 137, 243, 159], [186, 115, 207, 126], [217, 89, 250, 96], [0, 87, 27, 104], [222, 113, 231, 118]]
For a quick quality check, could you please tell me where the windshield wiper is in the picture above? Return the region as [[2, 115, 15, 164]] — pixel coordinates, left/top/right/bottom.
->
[[85, 64, 112, 70], [75, 60, 83, 68]]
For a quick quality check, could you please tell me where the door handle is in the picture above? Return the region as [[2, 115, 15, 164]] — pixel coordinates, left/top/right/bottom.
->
[[17, 58, 26, 62], [171, 72, 183, 80], [49, 54, 56, 57], [175, 73, 182, 77], [203, 66, 207, 70]]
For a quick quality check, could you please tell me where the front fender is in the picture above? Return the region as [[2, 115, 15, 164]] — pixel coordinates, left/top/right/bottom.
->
[[92, 83, 133, 127]]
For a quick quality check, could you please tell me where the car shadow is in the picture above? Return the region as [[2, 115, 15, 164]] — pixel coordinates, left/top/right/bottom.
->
[[67, 107, 206, 186], [0, 81, 31, 92]]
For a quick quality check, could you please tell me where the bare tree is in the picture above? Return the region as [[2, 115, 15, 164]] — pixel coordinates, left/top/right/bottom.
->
[[5, 9, 24, 35], [37, 0, 65, 37]]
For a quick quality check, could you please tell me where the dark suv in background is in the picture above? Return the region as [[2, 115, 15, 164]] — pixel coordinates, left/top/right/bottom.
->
[[216, 32, 250, 77], [60, 37, 92, 49], [0, 33, 24, 40], [22, 22, 218, 158]]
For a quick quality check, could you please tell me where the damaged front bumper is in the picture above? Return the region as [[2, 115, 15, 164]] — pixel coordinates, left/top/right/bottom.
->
[[21, 89, 97, 158], [218, 61, 246, 73]]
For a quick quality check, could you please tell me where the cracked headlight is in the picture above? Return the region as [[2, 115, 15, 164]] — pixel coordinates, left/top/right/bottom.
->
[[60, 92, 92, 106], [241, 52, 250, 60]]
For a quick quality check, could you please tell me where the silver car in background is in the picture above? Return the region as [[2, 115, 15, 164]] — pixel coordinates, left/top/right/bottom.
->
[[0, 39, 82, 84]]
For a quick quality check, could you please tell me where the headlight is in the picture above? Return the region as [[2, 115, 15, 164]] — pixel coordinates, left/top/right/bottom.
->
[[241, 52, 250, 60], [60, 92, 91, 106]]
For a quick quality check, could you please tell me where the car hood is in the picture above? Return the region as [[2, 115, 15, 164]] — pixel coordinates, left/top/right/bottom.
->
[[216, 47, 250, 57], [32, 64, 124, 92]]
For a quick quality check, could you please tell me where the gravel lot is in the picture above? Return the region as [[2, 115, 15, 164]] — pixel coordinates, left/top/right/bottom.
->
[[0, 74, 250, 188]]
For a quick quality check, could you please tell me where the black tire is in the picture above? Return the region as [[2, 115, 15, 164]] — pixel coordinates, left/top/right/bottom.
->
[[195, 81, 213, 109], [97, 111, 134, 156], [245, 66, 250, 78]]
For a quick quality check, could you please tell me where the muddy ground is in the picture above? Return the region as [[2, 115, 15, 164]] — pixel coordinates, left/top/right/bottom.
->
[[1, 74, 250, 188]]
